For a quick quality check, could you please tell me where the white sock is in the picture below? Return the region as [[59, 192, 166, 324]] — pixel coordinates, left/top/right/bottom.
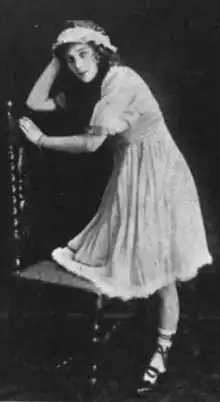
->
[[143, 328, 175, 384]]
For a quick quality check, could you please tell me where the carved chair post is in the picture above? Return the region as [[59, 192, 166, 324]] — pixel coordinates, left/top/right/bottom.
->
[[8, 100, 23, 272]]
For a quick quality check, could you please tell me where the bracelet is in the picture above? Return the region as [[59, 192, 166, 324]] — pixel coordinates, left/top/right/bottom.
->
[[36, 133, 45, 149]]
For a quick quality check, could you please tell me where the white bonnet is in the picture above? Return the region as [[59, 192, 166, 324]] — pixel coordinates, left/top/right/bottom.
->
[[53, 25, 117, 53]]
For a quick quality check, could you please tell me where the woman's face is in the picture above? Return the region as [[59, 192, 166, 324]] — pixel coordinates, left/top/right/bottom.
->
[[65, 43, 99, 83]]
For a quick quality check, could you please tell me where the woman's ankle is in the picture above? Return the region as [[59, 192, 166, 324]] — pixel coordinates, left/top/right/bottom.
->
[[142, 327, 176, 383]]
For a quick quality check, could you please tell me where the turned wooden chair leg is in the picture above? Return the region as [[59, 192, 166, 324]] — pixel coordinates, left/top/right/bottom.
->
[[88, 294, 104, 394], [103, 320, 121, 344], [89, 297, 123, 385]]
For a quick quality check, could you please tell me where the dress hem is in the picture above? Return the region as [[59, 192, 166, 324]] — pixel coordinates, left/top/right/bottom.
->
[[52, 247, 213, 301]]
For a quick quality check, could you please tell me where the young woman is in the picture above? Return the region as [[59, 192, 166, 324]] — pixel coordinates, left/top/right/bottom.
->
[[19, 20, 212, 396]]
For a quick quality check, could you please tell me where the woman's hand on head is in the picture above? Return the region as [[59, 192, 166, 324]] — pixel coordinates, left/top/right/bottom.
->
[[19, 117, 44, 146]]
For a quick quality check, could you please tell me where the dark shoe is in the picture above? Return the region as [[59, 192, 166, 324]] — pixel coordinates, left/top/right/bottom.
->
[[132, 344, 169, 397], [134, 367, 164, 397]]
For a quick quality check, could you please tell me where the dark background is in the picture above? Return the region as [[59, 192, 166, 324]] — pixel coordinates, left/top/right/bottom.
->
[[0, 1, 220, 399], [1, 0, 220, 271]]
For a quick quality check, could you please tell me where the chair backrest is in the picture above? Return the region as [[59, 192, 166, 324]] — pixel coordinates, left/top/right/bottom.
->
[[7, 100, 27, 272], [7, 100, 114, 274]]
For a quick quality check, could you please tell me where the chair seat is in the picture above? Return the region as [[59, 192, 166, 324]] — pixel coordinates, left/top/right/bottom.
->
[[11, 260, 135, 318], [12, 260, 100, 295]]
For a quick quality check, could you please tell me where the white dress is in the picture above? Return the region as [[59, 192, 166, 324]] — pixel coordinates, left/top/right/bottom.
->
[[52, 65, 212, 301]]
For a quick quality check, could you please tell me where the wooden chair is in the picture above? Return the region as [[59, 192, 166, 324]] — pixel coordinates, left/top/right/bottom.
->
[[7, 101, 136, 398]]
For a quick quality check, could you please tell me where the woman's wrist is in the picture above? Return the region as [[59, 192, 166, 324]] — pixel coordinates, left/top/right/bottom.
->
[[36, 134, 48, 149]]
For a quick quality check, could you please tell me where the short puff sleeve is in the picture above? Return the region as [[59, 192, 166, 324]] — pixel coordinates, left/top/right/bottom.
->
[[89, 66, 157, 137]]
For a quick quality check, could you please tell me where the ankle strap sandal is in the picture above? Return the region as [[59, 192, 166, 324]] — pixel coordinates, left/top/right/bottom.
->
[[133, 344, 170, 397]]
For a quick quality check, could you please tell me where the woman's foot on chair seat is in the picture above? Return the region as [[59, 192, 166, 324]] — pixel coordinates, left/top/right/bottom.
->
[[52, 246, 75, 263]]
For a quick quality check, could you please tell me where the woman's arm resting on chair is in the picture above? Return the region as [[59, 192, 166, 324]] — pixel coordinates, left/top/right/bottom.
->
[[19, 117, 107, 153], [41, 133, 107, 153]]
